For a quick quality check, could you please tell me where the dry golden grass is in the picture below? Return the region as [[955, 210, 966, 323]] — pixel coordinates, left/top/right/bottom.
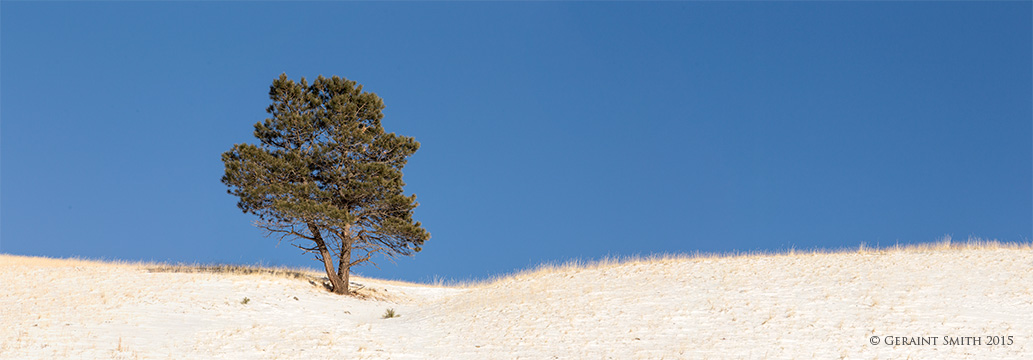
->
[[3, 236, 1026, 291], [474, 236, 1031, 287], [145, 262, 321, 280], [0, 253, 323, 281], [0, 254, 148, 268], [0, 253, 423, 301]]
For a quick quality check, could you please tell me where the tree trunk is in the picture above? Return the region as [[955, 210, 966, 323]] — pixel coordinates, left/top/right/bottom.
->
[[337, 225, 353, 296], [340, 258, 350, 296], [308, 223, 348, 294]]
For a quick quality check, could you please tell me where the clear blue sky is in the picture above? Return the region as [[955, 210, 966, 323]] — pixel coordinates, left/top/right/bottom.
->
[[2, 2, 1030, 282]]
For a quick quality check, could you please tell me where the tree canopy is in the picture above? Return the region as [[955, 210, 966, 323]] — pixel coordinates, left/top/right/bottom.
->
[[222, 74, 429, 294]]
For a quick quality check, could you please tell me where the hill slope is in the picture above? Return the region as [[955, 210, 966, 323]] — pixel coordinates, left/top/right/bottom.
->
[[2, 244, 1031, 359]]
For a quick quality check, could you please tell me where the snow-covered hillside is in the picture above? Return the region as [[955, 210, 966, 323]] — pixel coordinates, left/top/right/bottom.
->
[[2, 242, 1030, 359]]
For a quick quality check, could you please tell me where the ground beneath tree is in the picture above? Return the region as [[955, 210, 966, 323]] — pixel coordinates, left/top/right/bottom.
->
[[2, 244, 1030, 359]]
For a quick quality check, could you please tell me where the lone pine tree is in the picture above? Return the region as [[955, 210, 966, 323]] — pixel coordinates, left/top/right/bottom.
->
[[222, 74, 429, 295]]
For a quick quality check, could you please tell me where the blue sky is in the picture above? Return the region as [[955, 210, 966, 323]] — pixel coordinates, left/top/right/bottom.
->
[[2, 2, 1030, 282]]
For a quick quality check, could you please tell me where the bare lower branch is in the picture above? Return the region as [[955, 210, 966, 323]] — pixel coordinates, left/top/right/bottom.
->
[[292, 243, 319, 253]]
